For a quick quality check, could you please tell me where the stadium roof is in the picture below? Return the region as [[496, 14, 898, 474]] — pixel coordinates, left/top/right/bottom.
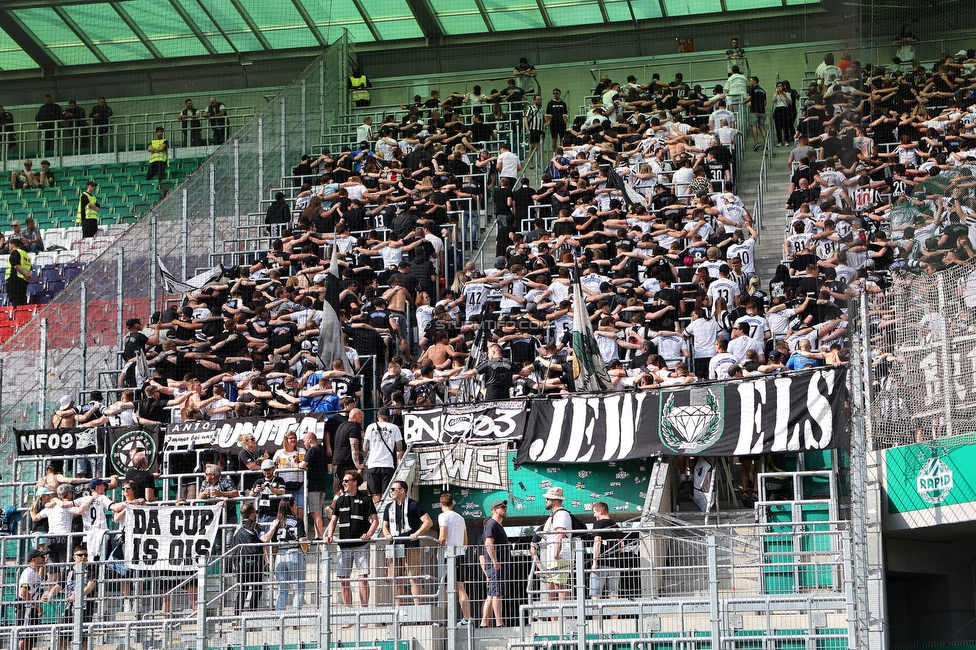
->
[[0, 0, 822, 72]]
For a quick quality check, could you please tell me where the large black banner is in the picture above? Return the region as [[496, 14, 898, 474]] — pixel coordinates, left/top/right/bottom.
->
[[403, 402, 528, 445], [164, 413, 329, 451], [105, 425, 161, 474], [15, 427, 98, 457], [516, 367, 849, 464]]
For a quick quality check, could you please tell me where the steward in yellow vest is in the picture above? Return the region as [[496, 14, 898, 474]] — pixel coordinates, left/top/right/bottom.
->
[[349, 68, 371, 107], [147, 126, 169, 189], [5, 237, 32, 306], [77, 180, 100, 238]]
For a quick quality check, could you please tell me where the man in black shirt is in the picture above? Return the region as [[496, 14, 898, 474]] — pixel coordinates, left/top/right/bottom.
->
[[480, 499, 511, 627], [472, 344, 516, 400], [332, 408, 365, 494], [546, 89, 569, 151], [300, 430, 331, 539], [742, 76, 768, 151], [124, 452, 157, 502]]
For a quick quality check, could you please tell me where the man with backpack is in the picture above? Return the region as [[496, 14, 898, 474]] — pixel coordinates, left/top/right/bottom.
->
[[540, 486, 576, 607]]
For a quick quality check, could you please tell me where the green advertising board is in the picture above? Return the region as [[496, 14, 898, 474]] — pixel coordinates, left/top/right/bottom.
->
[[885, 435, 976, 514], [418, 450, 652, 520]]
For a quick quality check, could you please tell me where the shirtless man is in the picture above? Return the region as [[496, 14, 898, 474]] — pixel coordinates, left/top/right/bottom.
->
[[419, 330, 457, 370], [383, 276, 412, 363]]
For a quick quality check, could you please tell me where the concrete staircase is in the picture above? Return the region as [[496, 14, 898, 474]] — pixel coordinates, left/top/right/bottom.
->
[[735, 141, 793, 285]]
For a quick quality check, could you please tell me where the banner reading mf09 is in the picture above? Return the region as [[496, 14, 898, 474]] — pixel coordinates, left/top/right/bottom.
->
[[124, 504, 222, 571]]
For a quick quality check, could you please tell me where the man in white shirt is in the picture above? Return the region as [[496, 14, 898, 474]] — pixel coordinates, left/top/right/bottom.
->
[[708, 100, 737, 130], [728, 323, 765, 362], [496, 143, 521, 185], [438, 493, 472, 628], [356, 116, 373, 143], [726, 225, 758, 277], [683, 308, 721, 379], [362, 407, 404, 504], [706, 264, 740, 307], [709, 338, 739, 380]]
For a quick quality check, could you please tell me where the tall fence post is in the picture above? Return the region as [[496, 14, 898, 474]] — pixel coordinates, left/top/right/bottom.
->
[[71, 557, 84, 650], [258, 117, 265, 207], [574, 536, 586, 649], [39, 317, 48, 427], [116, 249, 124, 352], [708, 535, 721, 647], [936, 273, 955, 438], [319, 59, 326, 144], [280, 97, 288, 183], [301, 78, 307, 155], [234, 139, 241, 231], [182, 188, 189, 279], [320, 546, 332, 650], [196, 558, 207, 650], [209, 163, 216, 263], [79, 281, 88, 392], [446, 552, 458, 650], [150, 214, 158, 312]]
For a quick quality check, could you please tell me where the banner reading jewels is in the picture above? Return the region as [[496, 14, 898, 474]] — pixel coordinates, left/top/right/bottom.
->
[[164, 413, 329, 451], [403, 402, 528, 445], [415, 443, 509, 489], [516, 367, 849, 464], [124, 504, 223, 571]]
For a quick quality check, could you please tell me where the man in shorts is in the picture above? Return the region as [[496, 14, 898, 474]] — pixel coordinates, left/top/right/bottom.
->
[[479, 499, 510, 627], [438, 493, 472, 628], [382, 481, 433, 605], [327, 470, 378, 607], [540, 486, 572, 606], [299, 430, 330, 539], [741, 76, 768, 151], [589, 501, 623, 602], [363, 407, 404, 504], [18, 549, 50, 650]]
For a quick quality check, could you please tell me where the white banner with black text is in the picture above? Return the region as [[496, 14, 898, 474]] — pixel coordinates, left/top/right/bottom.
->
[[414, 442, 509, 489], [123, 504, 223, 571]]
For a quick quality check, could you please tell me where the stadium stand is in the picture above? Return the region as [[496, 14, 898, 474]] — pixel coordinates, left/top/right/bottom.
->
[[0, 4, 975, 649]]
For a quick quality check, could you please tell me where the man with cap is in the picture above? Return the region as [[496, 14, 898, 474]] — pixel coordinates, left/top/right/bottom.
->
[[250, 459, 287, 522], [76, 180, 100, 238], [18, 548, 51, 649], [326, 469, 378, 607], [479, 498, 510, 628], [72, 477, 121, 560], [6, 235, 32, 307], [540, 486, 573, 605]]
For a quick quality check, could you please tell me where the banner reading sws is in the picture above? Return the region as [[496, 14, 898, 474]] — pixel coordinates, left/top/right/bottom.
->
[[516, 367, 849, 464]]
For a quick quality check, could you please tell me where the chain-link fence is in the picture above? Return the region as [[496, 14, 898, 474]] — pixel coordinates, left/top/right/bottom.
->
[[0, 32, 351, 483], [851, 262, 976, 449]]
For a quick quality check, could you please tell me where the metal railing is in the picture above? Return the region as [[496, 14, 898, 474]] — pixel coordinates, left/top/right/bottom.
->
[[0, 519, 854, 648], [0, 110, 255, 168]]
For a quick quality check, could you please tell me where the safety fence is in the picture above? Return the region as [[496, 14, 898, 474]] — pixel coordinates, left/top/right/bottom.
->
[[0, 519, 854, 649], [0, 34, 352, 484]]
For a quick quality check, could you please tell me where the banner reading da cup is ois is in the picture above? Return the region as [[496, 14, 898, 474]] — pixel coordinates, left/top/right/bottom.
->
[[124, 504, 222, 570]]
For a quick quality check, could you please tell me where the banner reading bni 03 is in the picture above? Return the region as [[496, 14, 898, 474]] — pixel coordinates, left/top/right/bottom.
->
[[123, 503, 223, 571]]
